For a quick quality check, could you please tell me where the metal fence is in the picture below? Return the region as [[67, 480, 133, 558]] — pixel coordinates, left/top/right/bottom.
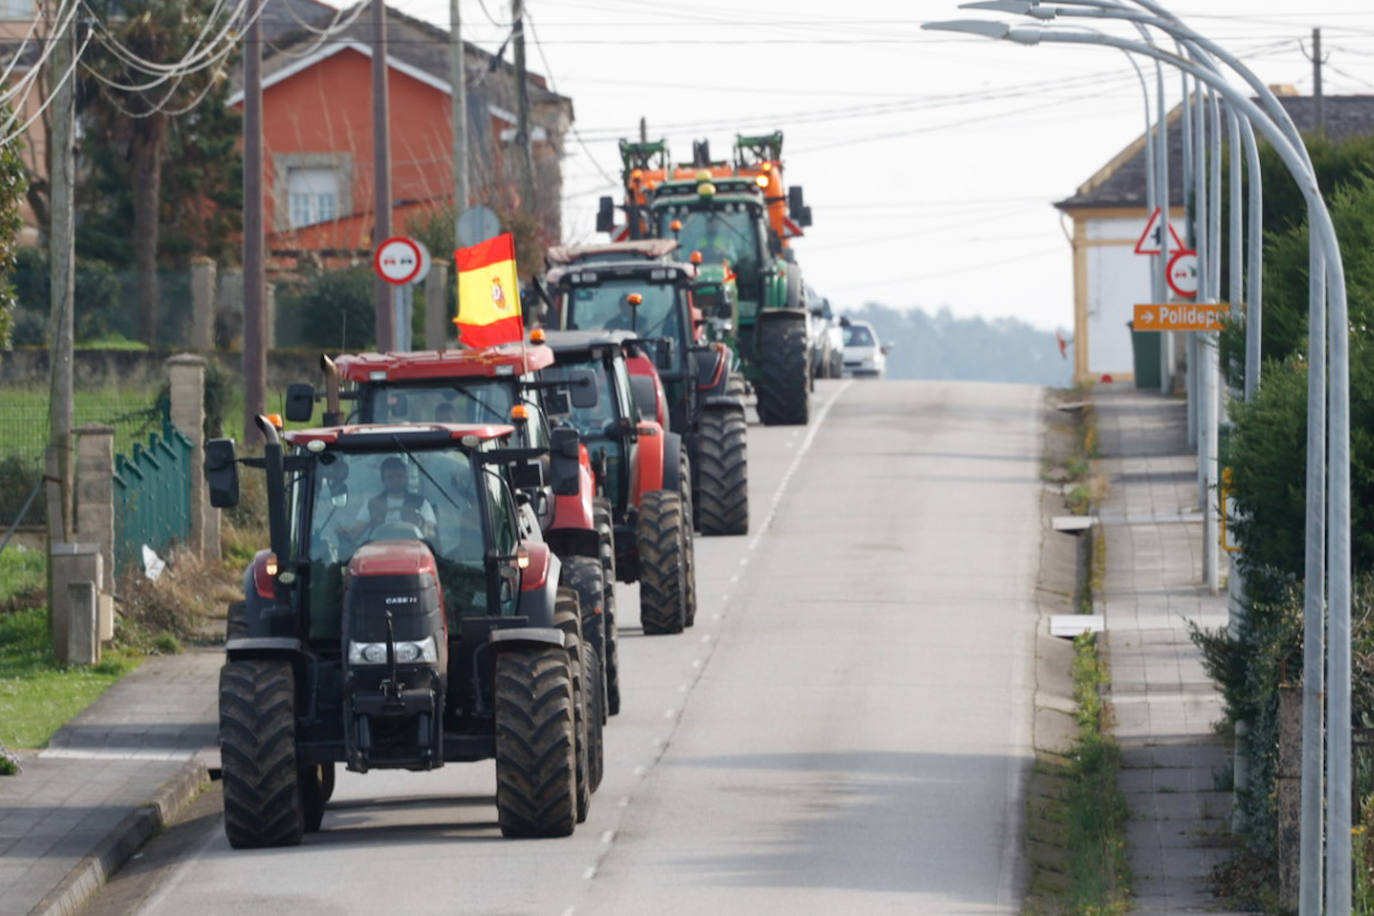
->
[[112, 421, 193, 578], [0, 388, 168, 528]]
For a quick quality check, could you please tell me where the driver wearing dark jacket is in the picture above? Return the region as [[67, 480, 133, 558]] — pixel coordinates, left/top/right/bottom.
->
[[350, 456, 437, 541]]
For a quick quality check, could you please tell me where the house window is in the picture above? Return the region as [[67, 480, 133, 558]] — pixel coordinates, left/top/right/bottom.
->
[[0, 0, 35, 20], [286, 167, 339, 229]]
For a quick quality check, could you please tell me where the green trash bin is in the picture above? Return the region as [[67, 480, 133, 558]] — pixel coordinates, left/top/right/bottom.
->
[[1128, 321, 1161, 390]]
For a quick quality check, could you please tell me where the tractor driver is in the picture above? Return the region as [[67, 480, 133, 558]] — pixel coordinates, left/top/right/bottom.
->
[[342, 456, 438, 543]]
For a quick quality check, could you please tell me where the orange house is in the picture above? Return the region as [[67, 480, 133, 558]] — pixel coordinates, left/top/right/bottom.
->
[[229, 5, 573, 272]]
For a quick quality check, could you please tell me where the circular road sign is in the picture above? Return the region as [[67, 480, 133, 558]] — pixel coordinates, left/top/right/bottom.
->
[[374, 236, 423, 286], [1166, 249, 1199, 300], [458, 205, 501, 248]]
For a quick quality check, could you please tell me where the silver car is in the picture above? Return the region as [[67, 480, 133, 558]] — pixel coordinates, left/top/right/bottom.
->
[[842, 320, 887, 378]]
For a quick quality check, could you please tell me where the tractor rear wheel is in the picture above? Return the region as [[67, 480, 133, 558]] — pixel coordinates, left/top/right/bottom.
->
[[678, 451, 696, 628], [553, 592, 593, 822], [564, 556, 608, 728], [493, 646, 577, 838], [636, 490, 688, 635], [755, 317, 810, 426], [593, 498, 620, 716], [219, 659, 305, 848], [695, 408, 749, 536]]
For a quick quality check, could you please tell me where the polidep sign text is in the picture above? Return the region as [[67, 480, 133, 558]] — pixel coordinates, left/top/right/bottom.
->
[[1132, 303, 1227, 332]]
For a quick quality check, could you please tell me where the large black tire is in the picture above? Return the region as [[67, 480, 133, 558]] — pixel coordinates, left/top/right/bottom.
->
[[493, 646, 577, 838], [755, 317, 810, 426], [582, 642, 604, 792], [593, 499, 621, 717], [552, 592, 593, 823], [695, 408, 749, 536], [726, 372, 747, 401], [219, 660, 305, 848], [678, 450, 697, 628], [226, 601, 247, 641], [563, 556, 608, 728], [636, 490, 688, 635]]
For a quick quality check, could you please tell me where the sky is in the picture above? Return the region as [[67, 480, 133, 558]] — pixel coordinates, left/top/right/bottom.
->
[[376, 0, 1374, 332]]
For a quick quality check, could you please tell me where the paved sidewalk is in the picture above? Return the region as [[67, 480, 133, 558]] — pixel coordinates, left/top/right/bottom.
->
[[0, 648, 220, 916], [1093, 384, 1250, 914]]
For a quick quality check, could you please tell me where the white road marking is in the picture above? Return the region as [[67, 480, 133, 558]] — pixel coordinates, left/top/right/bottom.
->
[[599, 830, 615, 845]]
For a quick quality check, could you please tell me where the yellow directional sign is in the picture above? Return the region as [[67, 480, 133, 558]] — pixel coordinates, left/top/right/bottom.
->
[[1133, 303, 1228, 332]]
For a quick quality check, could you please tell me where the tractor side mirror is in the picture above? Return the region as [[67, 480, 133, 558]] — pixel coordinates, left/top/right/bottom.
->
[[284, 382, 315, 422], [596, 196, 615, 234], [800, 205, 813, 228], [550, 426, 580, 460], [204, 438, 240, 508], [568, 369, 599, 410], [509, 459, 544, 491], [654, 337, 675, 371], [548, 428, 581, 496], [628, 373, 658, 422]]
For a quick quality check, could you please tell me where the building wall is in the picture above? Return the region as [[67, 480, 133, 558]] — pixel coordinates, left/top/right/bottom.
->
[[1071, 207, 1166, 382], [260, 47, 516, 254]]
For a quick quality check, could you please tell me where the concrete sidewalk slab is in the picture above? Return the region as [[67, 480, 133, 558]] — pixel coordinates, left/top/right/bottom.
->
[[0, 649, 219, 916], [1092, 384, 1255, 915]]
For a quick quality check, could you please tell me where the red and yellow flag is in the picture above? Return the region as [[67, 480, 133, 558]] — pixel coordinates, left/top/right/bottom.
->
[[454, 232, 524, 348]]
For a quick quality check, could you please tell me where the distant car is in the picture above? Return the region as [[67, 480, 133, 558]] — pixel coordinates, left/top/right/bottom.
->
[[842, 320, 887, 378]]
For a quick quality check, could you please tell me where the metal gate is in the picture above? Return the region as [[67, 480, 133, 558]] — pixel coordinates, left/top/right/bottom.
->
[[112, 409, 193, 578]]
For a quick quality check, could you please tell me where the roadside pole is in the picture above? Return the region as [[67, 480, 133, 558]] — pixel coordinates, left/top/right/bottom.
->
[[46, 5, 76, 538], [450, 0, 466, 344], [242, 0, 266, 446], [372, 0, 394, 351]]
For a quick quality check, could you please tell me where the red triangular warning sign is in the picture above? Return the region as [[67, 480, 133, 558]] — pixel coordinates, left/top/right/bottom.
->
[[1134, 208, 1186, 255]]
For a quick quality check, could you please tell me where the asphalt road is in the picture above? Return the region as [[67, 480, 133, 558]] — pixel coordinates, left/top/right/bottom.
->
[[88, 379, 1045, 916]]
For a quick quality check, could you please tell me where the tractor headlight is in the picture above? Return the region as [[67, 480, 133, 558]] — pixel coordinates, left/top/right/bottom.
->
[[348, 636, 438, 666]]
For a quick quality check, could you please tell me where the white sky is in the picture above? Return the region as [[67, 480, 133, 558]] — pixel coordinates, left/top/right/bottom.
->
[[380, 0, 1374, 331]]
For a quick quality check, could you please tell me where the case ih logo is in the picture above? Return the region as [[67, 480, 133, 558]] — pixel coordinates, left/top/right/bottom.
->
[[385, 596, 418, 605]]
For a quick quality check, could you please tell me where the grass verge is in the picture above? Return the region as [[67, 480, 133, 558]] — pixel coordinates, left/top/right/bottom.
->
[[1064, 632, 1131, 913]]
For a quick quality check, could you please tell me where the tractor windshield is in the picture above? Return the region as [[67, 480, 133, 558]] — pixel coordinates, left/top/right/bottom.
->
[[541, 361, 618, 437], [658, 203, 760, 269], [565, 282, 684, 368], [363, 380, 513, 426], [297, 447, 487, 639]]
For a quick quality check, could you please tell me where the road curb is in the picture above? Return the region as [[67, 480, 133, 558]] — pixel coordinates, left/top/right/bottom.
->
[[28, 757, 209, 916]]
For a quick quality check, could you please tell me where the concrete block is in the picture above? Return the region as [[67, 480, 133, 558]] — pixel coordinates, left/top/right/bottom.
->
[[50, 544, 102, 665], [74, 425, 115, 594]]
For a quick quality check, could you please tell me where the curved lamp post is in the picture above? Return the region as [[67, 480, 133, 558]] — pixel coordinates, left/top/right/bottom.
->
[[922, 16, 1351, 914]]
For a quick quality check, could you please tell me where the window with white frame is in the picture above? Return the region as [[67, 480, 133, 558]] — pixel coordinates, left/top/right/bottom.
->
[[0, 0, 35, 21], [286, 167, 339, 229]]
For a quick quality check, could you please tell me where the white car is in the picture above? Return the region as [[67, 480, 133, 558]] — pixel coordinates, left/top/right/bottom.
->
[[842, 320, 888, 378]]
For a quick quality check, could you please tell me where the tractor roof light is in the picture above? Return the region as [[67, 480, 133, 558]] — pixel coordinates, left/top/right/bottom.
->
[[529, 327, 546, 343], [760, 162, 772, 172], [698, 181, 717, 198], [754, 175, 770, 189], [626, 293, 643, 306], [690, 251, 703, 265], [670, 219, 683, 232], [266, 413, 284, 430], [510, 404, 531, 422], [694, 169, 711, 182]]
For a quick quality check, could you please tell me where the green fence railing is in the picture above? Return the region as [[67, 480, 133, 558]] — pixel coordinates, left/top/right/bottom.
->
[[112, 412, 193, 578]]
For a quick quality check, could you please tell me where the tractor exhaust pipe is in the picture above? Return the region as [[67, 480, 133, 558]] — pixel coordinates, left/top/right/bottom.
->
[[320, 354, 342, 426], [254, 415, 291, 570]]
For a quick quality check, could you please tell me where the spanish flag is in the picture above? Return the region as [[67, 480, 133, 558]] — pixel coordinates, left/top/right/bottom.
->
[[454, 233, 524, 348]]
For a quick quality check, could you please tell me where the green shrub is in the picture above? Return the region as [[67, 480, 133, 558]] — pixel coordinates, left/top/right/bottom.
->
[[277, 265, 375, 351]]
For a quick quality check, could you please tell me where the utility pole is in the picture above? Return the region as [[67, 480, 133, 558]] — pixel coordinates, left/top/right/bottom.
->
[[639, 116, 647, 143], [372, 0, 394, 351], [512, 0, 537, 217], [242, 0, 266, 447], [450, 0, 466, 341], [450, 0, 468, 230], [46, 5, 76, 540], [1312, 28, 1325, 136]]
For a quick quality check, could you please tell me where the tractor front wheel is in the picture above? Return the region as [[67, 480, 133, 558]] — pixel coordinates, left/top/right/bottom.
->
[[755, 316, 810, 426], [219, 660, 305, 848], [695, 408, 749, 536], [636, 490, 688, 635], [493, 646, 578, 838]]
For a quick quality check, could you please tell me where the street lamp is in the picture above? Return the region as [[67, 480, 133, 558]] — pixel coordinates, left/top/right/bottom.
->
[[921, 16, 1352, 914]]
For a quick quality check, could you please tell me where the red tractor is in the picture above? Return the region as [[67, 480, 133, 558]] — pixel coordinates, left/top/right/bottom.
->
[[539, 330, 698, 635], [542, 240, 749, 536], [284, 343, 621, 736], [206, 417, 600, 844]]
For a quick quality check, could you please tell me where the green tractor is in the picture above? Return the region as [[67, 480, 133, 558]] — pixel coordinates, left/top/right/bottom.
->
[[598, 132, 814, 425]]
